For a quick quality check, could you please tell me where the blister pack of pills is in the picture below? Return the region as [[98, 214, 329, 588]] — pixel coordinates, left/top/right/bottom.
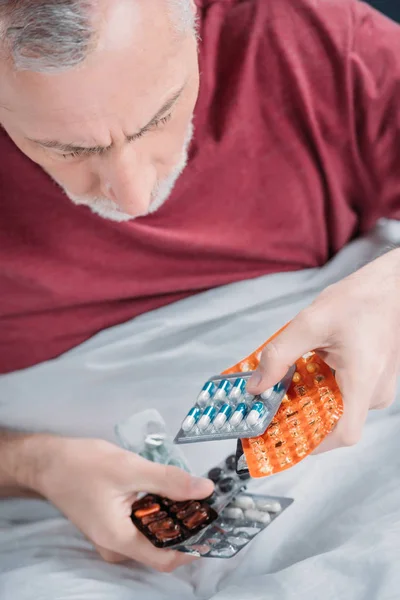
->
[[174, 367, 295, 444], [237, 352, 344, 478], [115, 409, 190, 472], [131, 494, 219, 548], [131, 452, 293, 557], [203, 453, 250, 511], [175, 492, 293, 558], [131, 453, 250, 549], [180, 323, 344, 478]]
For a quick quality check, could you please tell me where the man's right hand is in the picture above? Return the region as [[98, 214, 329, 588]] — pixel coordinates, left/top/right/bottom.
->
[[3, 433, 214, 572]]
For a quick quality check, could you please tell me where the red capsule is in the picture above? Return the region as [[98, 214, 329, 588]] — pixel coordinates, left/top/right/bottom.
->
[[134, 504, 160, 519]]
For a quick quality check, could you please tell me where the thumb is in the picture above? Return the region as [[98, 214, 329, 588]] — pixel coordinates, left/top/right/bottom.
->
[[247, 312, 323, 394], [94, 544, 128, 564], [133, 457, 214, 501]]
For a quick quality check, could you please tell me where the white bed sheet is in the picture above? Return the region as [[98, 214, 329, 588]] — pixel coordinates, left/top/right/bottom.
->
[[0, 219, 399, 600]]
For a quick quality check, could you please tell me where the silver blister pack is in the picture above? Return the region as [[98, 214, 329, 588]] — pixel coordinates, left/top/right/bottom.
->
[[176, 492, 293, 558], [174, 366, 295, 444]]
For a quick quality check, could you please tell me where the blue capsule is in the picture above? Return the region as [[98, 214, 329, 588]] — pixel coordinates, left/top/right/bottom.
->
[[181, 406, 201, 432], [246, 401, 267, 426], [229, 402, 248, 427], [213, 379, 233, 402], [214, 403, 234, 429], [198, 405, 218, 431], [229, 378, 247, 401], [197, 381, 217, 406]]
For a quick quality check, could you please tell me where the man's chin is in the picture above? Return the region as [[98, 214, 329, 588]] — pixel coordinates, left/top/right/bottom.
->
[[63, 167, 184, 222], [66, 194, 135, 222], [61, 157, 187, 222], [64, 190, 173, 222]]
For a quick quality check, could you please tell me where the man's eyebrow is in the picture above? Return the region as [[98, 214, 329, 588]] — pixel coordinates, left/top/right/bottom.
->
[[127, 87, 184, 141], [28, 87, 185, 154]]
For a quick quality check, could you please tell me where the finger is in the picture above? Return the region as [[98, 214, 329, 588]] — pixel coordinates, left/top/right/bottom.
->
[[144, 549, 199, 573], [115, 521, 199, 572], [247, 311, 324, 394], [94, 544, 128, 564], [132, 457, 214, 501], [312, 370, 370, 454]]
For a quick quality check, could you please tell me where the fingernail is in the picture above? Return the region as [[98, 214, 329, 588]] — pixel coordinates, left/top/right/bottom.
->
[[248, 370, 262, 390], [190, 476, 214, 495]]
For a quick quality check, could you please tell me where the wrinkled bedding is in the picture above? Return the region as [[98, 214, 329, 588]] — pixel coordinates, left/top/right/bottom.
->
[[0, 219, 399, 600]]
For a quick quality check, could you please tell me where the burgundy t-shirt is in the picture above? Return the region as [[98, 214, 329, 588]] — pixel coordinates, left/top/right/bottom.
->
[[1, 0, 400, 374]]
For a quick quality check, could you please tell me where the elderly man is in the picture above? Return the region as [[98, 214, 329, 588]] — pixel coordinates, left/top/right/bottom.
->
[[0, 0, 399, 577]]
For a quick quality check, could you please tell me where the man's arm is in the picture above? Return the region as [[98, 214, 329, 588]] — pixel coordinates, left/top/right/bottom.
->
[[0, 429, 57, 498], [0, 429, 213, 570]]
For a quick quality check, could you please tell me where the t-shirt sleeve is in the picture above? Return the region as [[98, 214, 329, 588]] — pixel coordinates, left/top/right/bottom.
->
[[350, 1, 400, 230]]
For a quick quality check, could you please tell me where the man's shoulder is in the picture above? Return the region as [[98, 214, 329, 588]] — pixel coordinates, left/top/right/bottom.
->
[[196, 0, 356, 45], [197, 0, 357, 76], [195, 0, 356, 16]]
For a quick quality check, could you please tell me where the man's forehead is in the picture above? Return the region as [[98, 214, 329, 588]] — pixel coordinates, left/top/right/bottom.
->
[[0, 0, 187, 121]]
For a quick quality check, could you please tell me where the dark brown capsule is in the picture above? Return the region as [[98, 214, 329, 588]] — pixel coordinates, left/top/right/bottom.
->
[[148, 518, 175, 534], [170, 501, 191, 514], [155, 526, 182, 542], [183, 507, 210, 530], [132, 496, 156, 511], [142, 511, 168, 526], [176, 501, 201, 520], [161, 498, 174, 506]]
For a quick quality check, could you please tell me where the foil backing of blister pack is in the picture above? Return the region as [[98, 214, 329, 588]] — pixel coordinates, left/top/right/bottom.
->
[[130, 451, 294, 557], [176, 493, 293, 558]]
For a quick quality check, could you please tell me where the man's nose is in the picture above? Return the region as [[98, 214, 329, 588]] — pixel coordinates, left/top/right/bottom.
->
[[99, 147, 156, 217]]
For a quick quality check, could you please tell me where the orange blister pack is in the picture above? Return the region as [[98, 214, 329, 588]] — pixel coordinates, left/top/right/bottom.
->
[[222, 328, 344, 478]]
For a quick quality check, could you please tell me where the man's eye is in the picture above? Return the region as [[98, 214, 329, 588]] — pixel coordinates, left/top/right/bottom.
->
[[134, 113, 173, 140], [157, 113, 172, 126], [61, 151, 82, 159], [59, 114, 173, 157]]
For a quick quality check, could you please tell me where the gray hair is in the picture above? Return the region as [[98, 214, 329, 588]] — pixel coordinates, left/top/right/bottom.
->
[[0, 0, 194, 73]]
